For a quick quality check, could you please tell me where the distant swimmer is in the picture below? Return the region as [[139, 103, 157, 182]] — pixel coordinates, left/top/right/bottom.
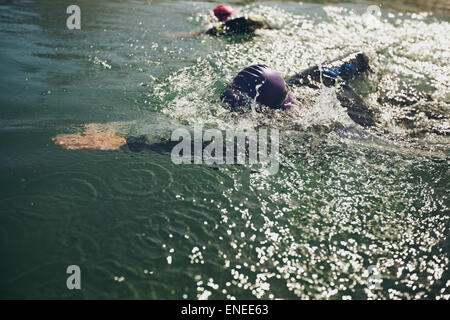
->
[[166, 4, 278, 39], [205, 16, 277, 36]]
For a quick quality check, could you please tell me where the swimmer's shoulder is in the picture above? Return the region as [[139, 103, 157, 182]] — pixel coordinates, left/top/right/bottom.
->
[[206, 16, 277, 36]]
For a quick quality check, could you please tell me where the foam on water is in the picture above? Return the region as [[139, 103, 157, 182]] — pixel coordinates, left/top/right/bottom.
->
[[152, 3, 449, 148]]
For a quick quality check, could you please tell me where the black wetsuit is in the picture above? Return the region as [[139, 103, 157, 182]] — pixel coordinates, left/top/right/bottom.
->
[[205, 17, 277, 36]]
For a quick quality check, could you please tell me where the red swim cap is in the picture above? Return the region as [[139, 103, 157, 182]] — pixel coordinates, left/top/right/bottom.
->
[[213, 4, 236, 22]]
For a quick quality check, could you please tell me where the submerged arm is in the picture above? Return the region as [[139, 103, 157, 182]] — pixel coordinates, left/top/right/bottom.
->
[[336, 84, 376, 127], [52, 123, 127, 150], [53, 125, 262, 164]]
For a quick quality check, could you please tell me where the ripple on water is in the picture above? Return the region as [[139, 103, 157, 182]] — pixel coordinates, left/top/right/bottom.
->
[[1, 1, 448, 300], [107, 157, 174, 199]]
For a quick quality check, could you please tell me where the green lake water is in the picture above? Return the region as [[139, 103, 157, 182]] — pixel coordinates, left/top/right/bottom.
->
[[0, 0, 449, 299]]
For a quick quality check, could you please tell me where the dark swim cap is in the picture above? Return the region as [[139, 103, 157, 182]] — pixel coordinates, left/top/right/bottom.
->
[[221, 64, 292, 110], [213, 4, 236, 22]]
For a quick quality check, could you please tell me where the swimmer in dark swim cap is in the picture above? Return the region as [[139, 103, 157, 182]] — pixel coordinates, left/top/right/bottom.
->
[[166, 4, 278, 38], [53, 52, 437, 151], [222, 52, 376, 127], [221, 64, 294, 110]]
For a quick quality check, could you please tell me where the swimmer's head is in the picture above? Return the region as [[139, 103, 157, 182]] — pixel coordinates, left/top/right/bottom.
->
[[221, 64, 293, 110], [213, 4, 237, 22]]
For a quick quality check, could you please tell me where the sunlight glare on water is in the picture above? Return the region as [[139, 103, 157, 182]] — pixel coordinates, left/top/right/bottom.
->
[[0, 0, 448, 300]]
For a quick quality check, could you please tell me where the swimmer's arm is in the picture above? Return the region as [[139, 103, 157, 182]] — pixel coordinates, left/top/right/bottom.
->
[[52, 131, 170, 152], [52, 118, 189, 152], [164, 31, 203, 39], [53, 126, 257, 163], [288, 52, 370, 88], [336, 84, 376, 127], [125, 135, 180, 153], [127, 134, 256, 163], [52, 123, 127, 150], [52, 124, 193, 153], [126, 135, 224, 155]]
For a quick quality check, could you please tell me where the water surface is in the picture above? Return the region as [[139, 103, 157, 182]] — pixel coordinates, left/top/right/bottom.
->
[[0, 0, 449, 299]]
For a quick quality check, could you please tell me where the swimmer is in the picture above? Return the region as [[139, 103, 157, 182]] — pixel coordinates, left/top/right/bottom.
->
[[53, 52, 433, 151], [222, 52, 376, 127], [166, 4, 278, 38]]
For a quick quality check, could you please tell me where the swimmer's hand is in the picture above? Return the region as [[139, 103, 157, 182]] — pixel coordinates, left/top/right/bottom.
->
[[53, 123, 127, 150], [164, 31, 202, 39]]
